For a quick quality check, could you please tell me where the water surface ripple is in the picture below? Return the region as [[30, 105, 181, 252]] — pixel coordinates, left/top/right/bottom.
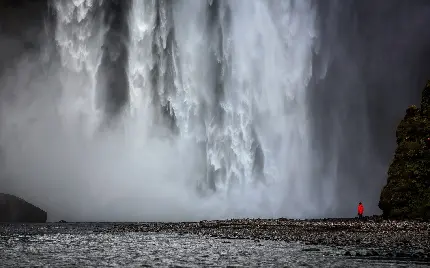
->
[[0, 223, 428, 267]]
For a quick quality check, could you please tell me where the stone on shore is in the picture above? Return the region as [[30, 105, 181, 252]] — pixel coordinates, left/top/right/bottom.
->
[[379, 81, 430, 220], [0, 193, 47, 223]]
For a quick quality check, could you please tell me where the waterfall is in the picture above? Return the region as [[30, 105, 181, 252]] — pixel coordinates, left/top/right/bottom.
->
[[52, 0, 106, 137], [0, 0, 319, 221], [126, 0, 318, 217]]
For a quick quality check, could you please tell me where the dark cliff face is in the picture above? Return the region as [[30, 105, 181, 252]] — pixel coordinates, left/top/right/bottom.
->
[[0, 0, 48, 73], [98, 0, 130, 118], [378, 82, 430, 219], [0, 193, 47, 223]]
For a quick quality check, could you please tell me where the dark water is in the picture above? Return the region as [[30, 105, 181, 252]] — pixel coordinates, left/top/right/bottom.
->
[[0, 224, 428, 267]]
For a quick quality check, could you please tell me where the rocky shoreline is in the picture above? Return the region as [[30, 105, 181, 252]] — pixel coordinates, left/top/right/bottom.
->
[[1, 216, 429, 262], [106, 216, 430, 262]]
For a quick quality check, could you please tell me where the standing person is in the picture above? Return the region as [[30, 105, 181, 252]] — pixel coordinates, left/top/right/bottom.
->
[[357, 202, 364, 219]]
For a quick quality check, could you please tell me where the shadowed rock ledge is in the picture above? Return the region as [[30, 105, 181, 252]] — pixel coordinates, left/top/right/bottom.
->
[[379, 81, 430, 220], [0, 193, 47, 223]]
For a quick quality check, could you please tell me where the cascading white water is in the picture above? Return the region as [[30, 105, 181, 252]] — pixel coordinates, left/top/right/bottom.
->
[[52, 0, 109, 138], [0, 0, 320, 221], [127, 0, 156, 118], [127, 0, 318, 217]]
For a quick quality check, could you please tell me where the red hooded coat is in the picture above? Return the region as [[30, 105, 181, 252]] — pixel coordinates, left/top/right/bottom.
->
[[358, 203, 364, 215]]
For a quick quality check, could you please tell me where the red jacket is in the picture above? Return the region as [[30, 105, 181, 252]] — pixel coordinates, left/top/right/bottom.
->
[[358, 204, 364, 215]]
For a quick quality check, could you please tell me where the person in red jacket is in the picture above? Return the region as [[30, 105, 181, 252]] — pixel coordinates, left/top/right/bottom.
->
[[357, 202, 364, 219]]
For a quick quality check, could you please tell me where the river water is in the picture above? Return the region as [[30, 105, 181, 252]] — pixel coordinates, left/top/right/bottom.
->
[[0, 223, 427, 267]]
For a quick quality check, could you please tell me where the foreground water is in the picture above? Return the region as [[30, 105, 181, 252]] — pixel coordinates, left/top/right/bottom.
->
[[0, 223, 428, 267]]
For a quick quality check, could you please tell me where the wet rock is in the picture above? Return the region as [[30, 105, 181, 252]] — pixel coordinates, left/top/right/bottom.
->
[[415, 249, 425, 255], [395, 251, 410, 258], [0, 193, 47, 223], [386, 252, 395, 257], [369, 250, 379, 256], [302, 248, 320, 252], [379, 81, 430, 220]]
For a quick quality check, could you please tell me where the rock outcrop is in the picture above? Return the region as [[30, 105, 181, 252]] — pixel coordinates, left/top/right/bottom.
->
[[0, 193, 47, 223], [379, 81, 430, 219]]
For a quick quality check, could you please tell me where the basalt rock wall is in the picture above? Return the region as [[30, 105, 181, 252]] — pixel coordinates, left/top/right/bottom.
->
[[379, 81, 430, 219], [0, 193, 47, 223]]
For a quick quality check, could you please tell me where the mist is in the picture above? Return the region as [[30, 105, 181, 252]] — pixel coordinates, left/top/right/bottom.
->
[[1, 0, 430, 222], [310, 0, 430, 217]]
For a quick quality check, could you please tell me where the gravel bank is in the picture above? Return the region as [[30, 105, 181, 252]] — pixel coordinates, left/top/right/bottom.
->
[[106, 216, 430, 262]]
